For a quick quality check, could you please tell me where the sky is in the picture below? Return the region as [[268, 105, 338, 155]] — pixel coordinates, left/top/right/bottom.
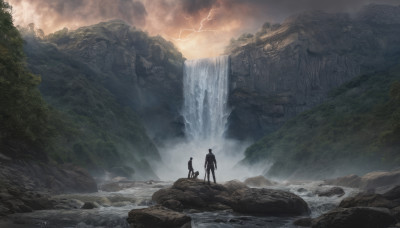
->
[[7, 0, 400, 59]]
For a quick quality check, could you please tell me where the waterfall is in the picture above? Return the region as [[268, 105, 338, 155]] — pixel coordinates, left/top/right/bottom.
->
[[158, 55, 259, 181], [182, 55, 230, 142]]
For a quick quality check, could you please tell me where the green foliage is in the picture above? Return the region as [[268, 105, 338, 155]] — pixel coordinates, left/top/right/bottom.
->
[[0, 0, 50, 159], [23, 34, 160, 173], [244, 65, 400, 178]]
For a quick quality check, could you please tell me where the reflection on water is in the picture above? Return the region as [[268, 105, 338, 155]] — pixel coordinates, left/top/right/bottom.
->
[[5, 180, 358, 228]]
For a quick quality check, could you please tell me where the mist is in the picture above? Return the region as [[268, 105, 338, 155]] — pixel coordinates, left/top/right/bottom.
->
[[155, 138, 267, 182]]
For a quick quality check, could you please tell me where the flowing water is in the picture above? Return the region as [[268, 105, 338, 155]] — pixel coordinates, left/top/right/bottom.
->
[[4, 181, 359, 228], [182, 55, 230, 143], [157, 55, 264, 181]]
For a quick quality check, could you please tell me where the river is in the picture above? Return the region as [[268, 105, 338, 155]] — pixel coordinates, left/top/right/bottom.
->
[[3, 179, 358, 228]]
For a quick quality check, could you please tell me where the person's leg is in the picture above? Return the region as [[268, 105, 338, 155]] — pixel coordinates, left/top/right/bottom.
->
[[211, 167, 216, 183], [190, 169, 194, 178], [207, 168, 211, 184], [188, 170, 191, 178]]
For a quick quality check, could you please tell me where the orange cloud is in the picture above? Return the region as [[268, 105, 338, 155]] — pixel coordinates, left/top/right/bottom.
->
[[6, 0, 399, 59]]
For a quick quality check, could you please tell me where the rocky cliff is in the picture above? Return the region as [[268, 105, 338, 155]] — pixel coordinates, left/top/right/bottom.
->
[[226, 4, 400, 140], [45, 20, 185, 143], [21, 20, 185, 179]]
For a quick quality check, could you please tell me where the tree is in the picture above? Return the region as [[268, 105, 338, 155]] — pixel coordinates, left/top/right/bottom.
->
[[0, 0, 50, 159]]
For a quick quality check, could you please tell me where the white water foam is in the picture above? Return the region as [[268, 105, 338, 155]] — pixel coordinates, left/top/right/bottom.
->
[[157, 56, 265, 181]]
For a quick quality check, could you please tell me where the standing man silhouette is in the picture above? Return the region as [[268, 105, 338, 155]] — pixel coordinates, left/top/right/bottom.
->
[[204, 149, 217, 184], [188, 157, 194, 178]]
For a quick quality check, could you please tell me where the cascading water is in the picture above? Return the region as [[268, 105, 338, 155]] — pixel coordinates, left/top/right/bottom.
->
[[157, 55, 261, 181], [182, 55, 230, 143]]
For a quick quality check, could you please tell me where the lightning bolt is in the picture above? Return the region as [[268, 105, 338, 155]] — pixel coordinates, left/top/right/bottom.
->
[[173, 8, 217, 42]]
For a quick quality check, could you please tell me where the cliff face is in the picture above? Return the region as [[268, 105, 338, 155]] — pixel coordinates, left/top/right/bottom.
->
[[45, 20, 185, 142], [242, 64, 400, 179], [21, 20, 185, 179], [227, 5, 400, 140]]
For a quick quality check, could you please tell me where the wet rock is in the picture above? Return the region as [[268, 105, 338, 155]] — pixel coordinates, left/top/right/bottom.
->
[[324, 174, 362, 188], [127, 205, 191, 228], [325, 169, 400, 191], [81, 202, 99, 209], [53, 198, 84, 209], [316, 187, 345, 197], [311, 207, 397, 228], [392, 206, 400, 221], [161, 199, 183, 212], [152, 178, 309, 216], [230, 187, 310, 215], [339, 193, 398, 209], [293, 217, 312, 227], [361, 170, 400, 191], [244, 176, 274, 187], [297, 188, 307, 193], [383, 185, 400, 201], [100, 182, 124, 192]]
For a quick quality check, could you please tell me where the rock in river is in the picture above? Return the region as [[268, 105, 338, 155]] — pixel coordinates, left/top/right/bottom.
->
[[316, 187, 345, 197], [311, 207, 397, 228], [152, 178, 309, 216], [127, 205, 191, 228], [244, 175, 274, 187]]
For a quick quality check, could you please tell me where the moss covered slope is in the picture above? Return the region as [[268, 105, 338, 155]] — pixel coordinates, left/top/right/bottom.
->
[[244, 65, 400, 179]]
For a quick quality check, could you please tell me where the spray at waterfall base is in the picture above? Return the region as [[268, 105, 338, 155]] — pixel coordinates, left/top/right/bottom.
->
[[155, 56, 266, 181]]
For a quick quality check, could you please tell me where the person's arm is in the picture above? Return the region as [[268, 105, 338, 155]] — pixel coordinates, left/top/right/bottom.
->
[[214, 156, 217, 169], [204, 156, 207, 168]]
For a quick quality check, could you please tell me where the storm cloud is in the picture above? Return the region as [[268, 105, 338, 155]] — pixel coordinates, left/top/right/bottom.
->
[[7, 0, 400, 58]]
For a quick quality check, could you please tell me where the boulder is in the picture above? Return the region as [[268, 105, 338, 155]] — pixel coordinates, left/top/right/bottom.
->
[[324, 169, 400, 191], [99, 182, 124, 192], [392, 206, 400, 221], [230, 188, 310, 215], [324, 174, 362, 188], [339, 193, 398, 209], [383, 185, 400, 200], [244, 176, 274, 187], [311, 207, 397, 228], [316, 187, 345, 197], [360, 170, 400, 190], [161, 199, 183, 212], [152, 178, 309, 216], [293, 217, 312, 227], [81, 202, 99, 209], [127, 206, 191, 228]]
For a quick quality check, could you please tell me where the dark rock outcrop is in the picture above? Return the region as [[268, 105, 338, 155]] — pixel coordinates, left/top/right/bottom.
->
[[312, 184, 400, 228], [152, 178, 309, 216], [311, 207, 397, 228], [325, 169, 400, 192], [316, 187, 345, 197], [293, 217, 312, 227], [127, 206, 191, 228], [226, 5, 400, 140], [339, 193, 398, 209], [324, 175, 362, 188], [81, 202, 99, 209], [243, 175, 274, 187], [0, 159, 97, 216]]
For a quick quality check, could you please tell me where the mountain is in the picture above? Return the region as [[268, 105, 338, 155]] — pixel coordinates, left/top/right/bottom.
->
[[20, 20, 185, 179], [226, 4, 400, 141], [242, 64, 400, 179], [44, 20, 185, 143]]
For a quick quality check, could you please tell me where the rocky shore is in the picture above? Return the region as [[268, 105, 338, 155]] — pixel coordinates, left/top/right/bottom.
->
[[127, 178, 310, 227], [293, 169, 400, 228], [0, 159, 97, 216]]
